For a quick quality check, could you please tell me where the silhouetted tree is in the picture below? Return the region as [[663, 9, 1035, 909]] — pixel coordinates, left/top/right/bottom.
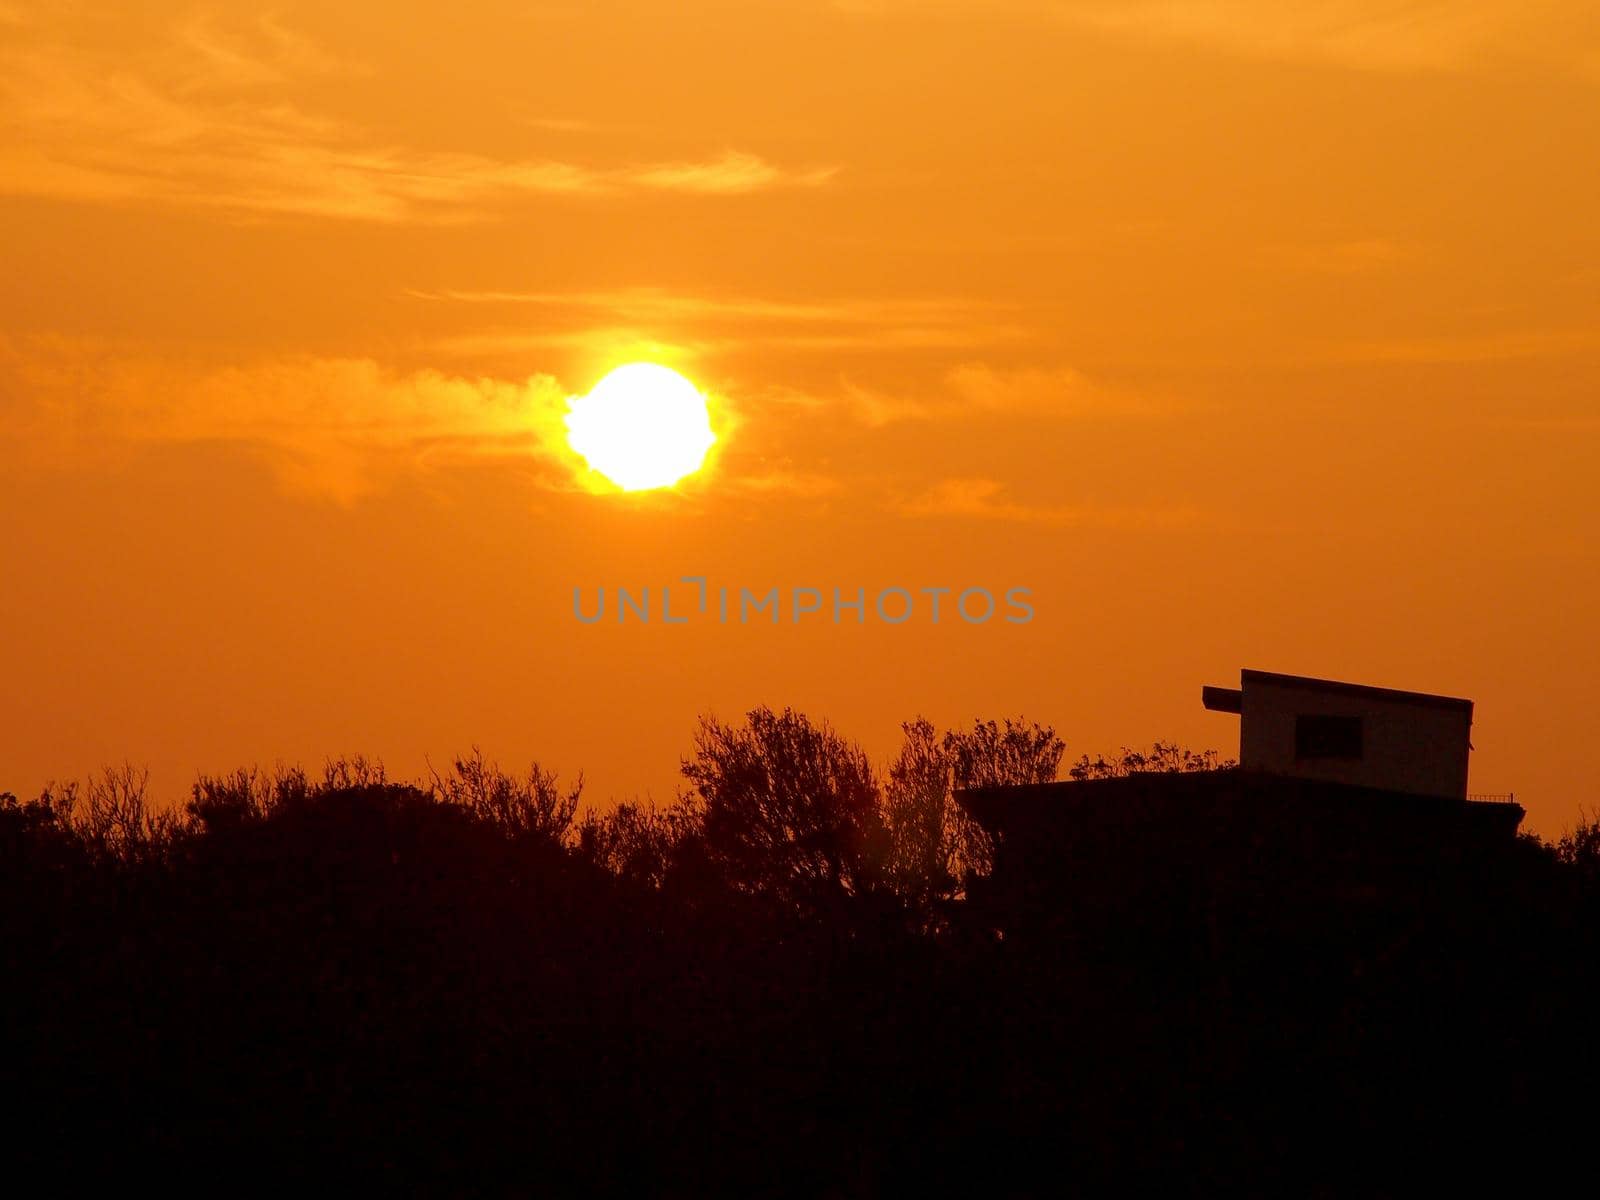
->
[[1555, 809, 1600, 869], [683, 706, 886, 911], [883, 716, 1064, 917], [576, 795, 704, 889], [1554, 809, 1600, 918], [0, 786, 78, 871], [430, 746, 581, 846], [883, 718, 955, 915]]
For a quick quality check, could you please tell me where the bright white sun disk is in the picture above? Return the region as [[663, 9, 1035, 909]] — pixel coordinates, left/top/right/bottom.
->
[[564, 364, 716, 491]]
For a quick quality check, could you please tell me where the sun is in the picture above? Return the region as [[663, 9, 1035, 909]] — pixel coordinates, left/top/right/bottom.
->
[[564, 363, 717, 491]]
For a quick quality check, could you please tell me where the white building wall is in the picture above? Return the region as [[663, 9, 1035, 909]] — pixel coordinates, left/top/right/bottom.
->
[[1239, 676, 1472, 799]]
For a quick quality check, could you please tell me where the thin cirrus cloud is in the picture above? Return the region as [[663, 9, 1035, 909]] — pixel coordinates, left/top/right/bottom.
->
[[417, 289, 1027, 359], [896, 477, 1200, 528], [1052, 0, 1593, 74], [409, 288, 1010, 327], [0, 13, 833, 222], [842, 1, 1600, 78], [165, 10, 358, 89], [803, 363, 1168, 428], [428, 323, 1021, 361]]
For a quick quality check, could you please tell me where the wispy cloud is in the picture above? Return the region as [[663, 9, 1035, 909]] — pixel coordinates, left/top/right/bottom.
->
[[418, 287, 1018, 335], [841, 1, 1600, 78], [1055, 1, 1534, 73], [945, 363, 1166, 416], [174, 11, 356, 89], [624, 151, 836, 193], [724, 469, 845, 496], [0, 340, 578, 501], [0, 13, 833, 221], [409, 287, 1004, 325], [784, 362, 1168, 428], [897, 477, 1199, 526], [418, 289, 1027, 360]]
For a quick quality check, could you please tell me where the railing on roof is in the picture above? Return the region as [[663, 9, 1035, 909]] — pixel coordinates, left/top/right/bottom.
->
[[1466, 792, 1517, 805]]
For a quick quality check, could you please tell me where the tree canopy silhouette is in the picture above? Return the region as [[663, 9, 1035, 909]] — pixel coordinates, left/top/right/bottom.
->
[[3, 713, 1579, 1194], [683, 705, 887, 911], [883, 716, 1065, 919]]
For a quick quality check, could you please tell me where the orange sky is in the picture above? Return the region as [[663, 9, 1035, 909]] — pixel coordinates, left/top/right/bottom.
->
[[1, 1, 1596, 833]]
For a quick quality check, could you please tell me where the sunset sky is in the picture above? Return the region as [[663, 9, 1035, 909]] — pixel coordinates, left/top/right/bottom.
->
[[2, 1, 1596, 833]]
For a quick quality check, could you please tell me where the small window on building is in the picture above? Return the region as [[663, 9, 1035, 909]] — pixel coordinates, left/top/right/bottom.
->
[[1295, 714, 1363, 760]]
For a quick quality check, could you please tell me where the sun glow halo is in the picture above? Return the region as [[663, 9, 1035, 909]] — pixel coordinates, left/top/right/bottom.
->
[[564, 363, 716, 491]]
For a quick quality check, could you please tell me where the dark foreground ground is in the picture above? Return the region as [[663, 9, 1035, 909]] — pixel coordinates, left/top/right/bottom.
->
[[5, 770, 1598, 1196]]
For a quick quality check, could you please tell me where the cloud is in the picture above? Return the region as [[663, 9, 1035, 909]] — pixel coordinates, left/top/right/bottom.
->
[[410, 287, 1004, 325], [1055, 1, 1527, 73], [0, 341, 578, 501], [841, 1, 1600, 78], [796, 363, 1167, 427], [174, 11, 356, 90], [0, 14, 833, 221], [897, 477, 1199, 526], [752, 377, 934, 429], [417, 289, 1027, 363], [416, 288, 1022, 344], [623, 151, 836, 194], [724, 469, 844, 496], [945, 363, 1162, 415], [833, 379, 932, 427]]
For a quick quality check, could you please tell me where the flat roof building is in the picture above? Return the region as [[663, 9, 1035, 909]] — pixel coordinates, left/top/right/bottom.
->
[[1203, 669, 1473, 800], [955, 671, 1521, 943]]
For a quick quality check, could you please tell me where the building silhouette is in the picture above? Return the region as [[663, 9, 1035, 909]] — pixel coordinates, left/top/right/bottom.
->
[[957, 670, 1523, 944], [1201, 669, 1475, 799]]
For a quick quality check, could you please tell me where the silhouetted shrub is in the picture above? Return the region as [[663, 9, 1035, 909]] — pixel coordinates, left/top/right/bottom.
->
[[37, 764, 189, 865], [188, 764, 314, 831], [1068, 739, 1235, 780]]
